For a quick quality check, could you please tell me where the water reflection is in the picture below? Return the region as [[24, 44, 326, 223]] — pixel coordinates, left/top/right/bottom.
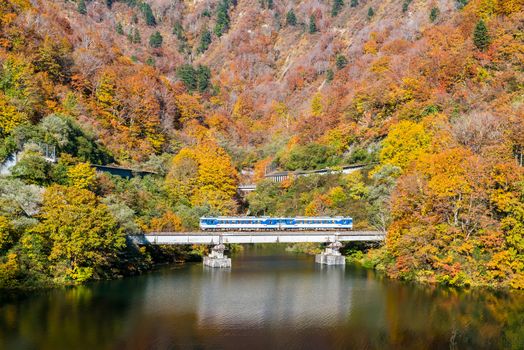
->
[[142, 263, 352, 328], [0, 246, 523, 350]]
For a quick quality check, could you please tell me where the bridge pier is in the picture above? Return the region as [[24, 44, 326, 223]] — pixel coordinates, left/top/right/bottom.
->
[[203, 244, 231, 268], [315, 241, 345, 265]]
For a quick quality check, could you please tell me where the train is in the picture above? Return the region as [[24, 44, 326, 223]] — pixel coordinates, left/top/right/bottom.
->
[[199, 216, 353, 231]]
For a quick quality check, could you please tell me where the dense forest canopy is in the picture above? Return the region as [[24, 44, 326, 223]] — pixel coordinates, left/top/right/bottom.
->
[[0, 0, 522, 289]]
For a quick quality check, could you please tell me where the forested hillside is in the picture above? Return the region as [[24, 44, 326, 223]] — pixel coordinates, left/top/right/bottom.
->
[[0, 0, 522, 289]]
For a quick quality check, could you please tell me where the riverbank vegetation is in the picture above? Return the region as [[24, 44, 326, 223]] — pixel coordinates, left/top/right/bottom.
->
[[0, 0, 522, 289]]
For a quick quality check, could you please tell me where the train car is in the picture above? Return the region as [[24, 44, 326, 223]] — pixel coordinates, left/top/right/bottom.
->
[[199, 217, 277, 231], [199, 216, 353, 231], [284, 217, 353, 230]]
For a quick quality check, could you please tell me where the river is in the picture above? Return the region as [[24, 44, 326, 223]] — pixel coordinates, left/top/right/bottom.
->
[[0, 245, 523, 349]]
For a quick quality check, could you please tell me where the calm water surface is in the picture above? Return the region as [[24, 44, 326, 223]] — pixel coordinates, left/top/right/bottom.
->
[[1, 245, 523, 350]]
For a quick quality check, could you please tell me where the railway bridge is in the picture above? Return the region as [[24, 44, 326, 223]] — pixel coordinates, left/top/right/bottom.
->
[[130, 231, 385, 268]]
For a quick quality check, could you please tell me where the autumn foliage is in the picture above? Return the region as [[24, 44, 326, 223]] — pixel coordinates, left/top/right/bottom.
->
[[0, 0, 522, 289]]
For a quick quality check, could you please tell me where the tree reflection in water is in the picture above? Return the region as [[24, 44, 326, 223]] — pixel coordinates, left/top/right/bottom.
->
[[0, 246, 523, 349]]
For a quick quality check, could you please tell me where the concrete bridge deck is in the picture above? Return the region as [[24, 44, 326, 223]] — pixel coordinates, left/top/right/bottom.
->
[[131, 231, 385, 245]]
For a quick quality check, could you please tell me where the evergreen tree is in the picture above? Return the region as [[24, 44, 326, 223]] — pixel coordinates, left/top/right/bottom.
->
[[456, 0, 468, 9], [176, 64, 198, 91], [77, 0, 87, 15], [149, 31, 163, 48], [286, 10, 297, 26], [473, 19, 490, 51], [267, 0, 273, 10], [326, 69, 334, 82], [309, 14, 318, 34], [350, 0, 358, 7], [198, 30, 212, 53], [196, 65, 211, 92], [335, 54, 348, 70], [140, 3, 156, 26], [173, 22, 185, 41], [146, 57, 155, 66], [332, 0, 344, 17], [115, 22, 124, 35], [402, 0, 412, 12], [214, 0, 230, 37], [429, 7, 439, 22], [367, 7, 374, 19], [176, 64, 212, 92], [106, 0, 113, 9]]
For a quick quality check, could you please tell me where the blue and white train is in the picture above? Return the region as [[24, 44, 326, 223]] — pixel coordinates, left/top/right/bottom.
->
[[199, 216, 353, 231]]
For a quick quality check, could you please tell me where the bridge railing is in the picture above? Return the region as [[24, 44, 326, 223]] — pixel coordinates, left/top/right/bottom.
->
[[131, 231, 386, 245]]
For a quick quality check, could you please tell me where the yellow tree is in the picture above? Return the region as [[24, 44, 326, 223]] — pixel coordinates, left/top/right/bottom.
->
[[0, 216, 13, 252], [380, 120, 432, 170], [67, 162, 97, 190], [166, 148, 200, 203], [32, 185, 125, 283], [166, 141, 238, 213], [192, 142, 238, 213], [0, 92, 27, 136]]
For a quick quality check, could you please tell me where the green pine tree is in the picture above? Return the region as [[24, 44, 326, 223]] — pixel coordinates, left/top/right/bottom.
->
[[176, 64, 198, 91], [473, 19, 490, 51], [140, 3, 156, 26], [402, 0, 412, 13], [309, 14, 318, 34], [214, 0, 231, 37], [77, 0, 87, 15], [149, 31, 163, 48], [429, 7, 440, 22], [198, 29, 212, 53], [335, 54, 348, 70], [286, 10, 297, 26], [146, 57, 155, 66], [116, 22, 124, 35], [350, 0, 358, 8], [332, 0, 344, 17], [326, 69, 334, 82], [457, 0, 469, 9], [367, 7, 375, 19], [173, 22, 186, 41], [106, 0, 113, 9], [196, 65, 211, 92]]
